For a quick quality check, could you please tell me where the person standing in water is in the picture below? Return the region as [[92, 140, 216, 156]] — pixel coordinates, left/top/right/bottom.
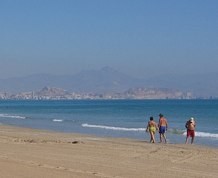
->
[[146, 116, 159, 143], [158, 114, 168, 143], [185, 117, 196, 144]]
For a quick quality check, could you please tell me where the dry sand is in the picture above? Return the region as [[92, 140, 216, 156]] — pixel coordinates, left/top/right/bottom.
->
[[0, 125, 217, 178]]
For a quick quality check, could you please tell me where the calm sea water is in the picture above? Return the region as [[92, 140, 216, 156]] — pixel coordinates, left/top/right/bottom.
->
[[0, 100, 217, 148]]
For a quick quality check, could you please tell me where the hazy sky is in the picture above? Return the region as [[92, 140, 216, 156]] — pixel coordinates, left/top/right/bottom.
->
[[1, 0, 218, 79]]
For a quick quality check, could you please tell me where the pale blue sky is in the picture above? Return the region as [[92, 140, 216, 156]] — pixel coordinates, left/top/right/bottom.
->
[[0, 0, 218, 79]]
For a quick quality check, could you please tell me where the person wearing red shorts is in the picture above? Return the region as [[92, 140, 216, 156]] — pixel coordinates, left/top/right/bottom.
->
[[185, 117, 196, 144]]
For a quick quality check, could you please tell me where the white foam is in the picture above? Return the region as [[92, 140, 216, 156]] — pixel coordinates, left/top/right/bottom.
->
[[183, 131, 218, 138], [82, 123, 145, 132], [195, 132, 218, 138], [52, 119, 63, 122], [0, 114, 26, 119]]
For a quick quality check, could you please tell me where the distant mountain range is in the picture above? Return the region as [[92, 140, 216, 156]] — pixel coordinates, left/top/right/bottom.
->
[[0, 66, 217, 97]]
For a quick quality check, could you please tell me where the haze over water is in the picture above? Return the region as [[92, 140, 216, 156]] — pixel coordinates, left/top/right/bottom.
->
[[1, 1, 218, 81]]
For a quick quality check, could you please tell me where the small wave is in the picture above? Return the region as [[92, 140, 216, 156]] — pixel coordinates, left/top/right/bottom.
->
[[0, 114, 26, 119], [82, 123, 145, 132], [168, 128, 185, 135], [182, 131, 218, 138], [52, 119, 63, 122]]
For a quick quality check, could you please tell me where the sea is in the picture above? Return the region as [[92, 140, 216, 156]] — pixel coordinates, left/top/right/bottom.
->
[[0, 99, 218, 148]]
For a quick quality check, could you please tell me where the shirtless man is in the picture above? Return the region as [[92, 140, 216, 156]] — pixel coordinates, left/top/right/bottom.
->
[[185, 117, 196, 144], [158, 114, 168, 143]]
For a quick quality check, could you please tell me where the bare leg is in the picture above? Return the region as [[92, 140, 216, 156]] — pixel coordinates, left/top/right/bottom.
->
[[149, 132, 154, 143], [163, 134, 167, 143], [149, 132, 152, 143], [185, 131, 189, 144], [159, 134, 162, 143], [160, 133, 167, 143], [185, 136, 188, 144], [152, 133, 155, 143], [191, 137, 194, 144], [151, 132, 155, 143]]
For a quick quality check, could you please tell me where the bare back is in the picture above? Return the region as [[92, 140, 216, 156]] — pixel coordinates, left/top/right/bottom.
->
[[159, 117, 167, 127]]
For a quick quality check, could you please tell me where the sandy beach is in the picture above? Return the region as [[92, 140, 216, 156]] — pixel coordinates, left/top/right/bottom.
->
[[0, 125, 217, 178]]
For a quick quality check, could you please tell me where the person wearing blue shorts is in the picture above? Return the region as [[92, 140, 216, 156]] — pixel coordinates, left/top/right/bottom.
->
[[158, 114, 168, 143]]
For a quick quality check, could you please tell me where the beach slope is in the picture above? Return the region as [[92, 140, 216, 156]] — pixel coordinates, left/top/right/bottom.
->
[[0, 125, 217, 178]]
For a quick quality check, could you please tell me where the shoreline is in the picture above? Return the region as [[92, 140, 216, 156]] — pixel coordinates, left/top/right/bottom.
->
[[1, 123, 218, 149], [0, 124, 217, 178], [2, 122, 218, 149]]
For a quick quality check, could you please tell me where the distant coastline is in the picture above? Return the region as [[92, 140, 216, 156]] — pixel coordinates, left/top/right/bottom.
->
[[0, 86, 214, 100]]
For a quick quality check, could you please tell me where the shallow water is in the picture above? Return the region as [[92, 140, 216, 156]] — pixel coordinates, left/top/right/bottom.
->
[[0, 100, 217, 148]]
